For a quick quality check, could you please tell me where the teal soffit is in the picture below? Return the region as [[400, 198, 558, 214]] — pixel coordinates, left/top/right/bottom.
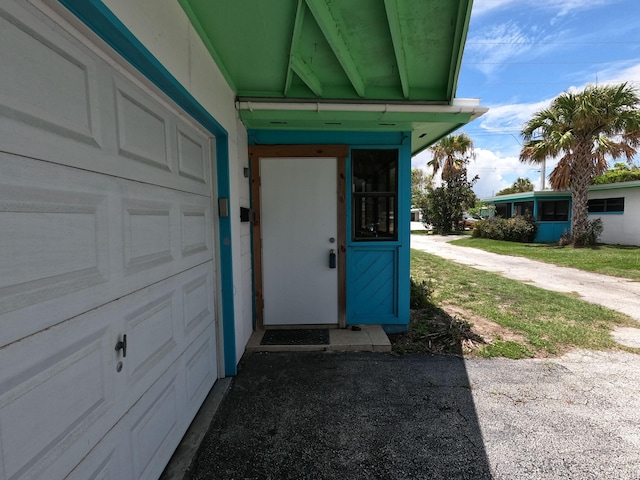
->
[[179, 0, 487, 153]]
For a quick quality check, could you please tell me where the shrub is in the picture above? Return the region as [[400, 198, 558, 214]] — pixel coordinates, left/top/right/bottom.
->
[[472, 215, 538, 243], [559, 218, 604, 247], [505, 215, 538, 242], [410, 277, 432, 309]]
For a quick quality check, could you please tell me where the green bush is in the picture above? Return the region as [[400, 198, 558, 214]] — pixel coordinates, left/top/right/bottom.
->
[[472, 215, 538, 243], [559, 218, 604, 247], [410, 277, 432, 309]]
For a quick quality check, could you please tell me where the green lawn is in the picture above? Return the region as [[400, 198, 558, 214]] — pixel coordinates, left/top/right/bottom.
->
[[450, 237, 640, 281], [401, 249, 639, 358]]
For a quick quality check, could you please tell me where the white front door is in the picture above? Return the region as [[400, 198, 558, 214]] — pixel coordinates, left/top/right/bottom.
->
[[260, 157, 338, 326]]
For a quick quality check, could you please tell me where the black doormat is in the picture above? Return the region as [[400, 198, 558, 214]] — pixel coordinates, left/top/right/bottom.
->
[[261, 329, 330, 346]]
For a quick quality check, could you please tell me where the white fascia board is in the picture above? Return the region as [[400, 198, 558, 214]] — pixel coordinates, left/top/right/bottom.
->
[[237, 99, 488, 118]]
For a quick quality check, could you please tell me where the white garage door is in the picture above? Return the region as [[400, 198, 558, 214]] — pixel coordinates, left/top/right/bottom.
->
[[0, 3, 219, 480]]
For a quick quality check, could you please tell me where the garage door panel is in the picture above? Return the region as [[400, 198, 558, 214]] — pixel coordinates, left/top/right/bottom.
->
[[177, 122, 209, 184], [0, 184, 109, 314], [122, 198, 174, 275], [182, 270, 214, 336], [184, 326, 218, 414], [117, 186, 213, 281], [114, 79, 173, 173], [126, 369, 181, 480], [117, 263, 215, 410], [0, 154, 213, 348], [0, 155, 113, 347], [0, 321, 113, 480], [64, 441, 121, 480], [125, 291, 178, 386], [0, 261, 216, 480], [1, 3, 220, 480], [0, 6, 101, 148], [0, 3, 211, 197]]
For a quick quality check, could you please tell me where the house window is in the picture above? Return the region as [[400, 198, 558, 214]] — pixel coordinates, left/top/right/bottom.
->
[[514, 201, 534, 217], [588, 197, 624, 213], [495, 203, 512, 218], [352, 149, 398, 241], [538, 200, 569, 221]]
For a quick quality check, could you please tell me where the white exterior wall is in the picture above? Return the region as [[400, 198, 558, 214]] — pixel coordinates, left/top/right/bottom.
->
[[99, 0, 254, 361], [588, 187, 640, 246]]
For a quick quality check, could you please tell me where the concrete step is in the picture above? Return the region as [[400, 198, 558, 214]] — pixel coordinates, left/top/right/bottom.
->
[[246, 325, 391, 353]]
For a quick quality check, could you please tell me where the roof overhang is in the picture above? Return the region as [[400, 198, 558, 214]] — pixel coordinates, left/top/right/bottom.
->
[[179, 0, 486, 151], [237, 99, 488, 153]]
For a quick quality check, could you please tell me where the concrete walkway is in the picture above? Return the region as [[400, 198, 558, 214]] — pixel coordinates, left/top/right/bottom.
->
[[411, 234, 640, 347]]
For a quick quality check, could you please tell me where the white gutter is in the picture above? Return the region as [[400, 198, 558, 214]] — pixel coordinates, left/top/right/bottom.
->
[[237, 99, 489, 121]]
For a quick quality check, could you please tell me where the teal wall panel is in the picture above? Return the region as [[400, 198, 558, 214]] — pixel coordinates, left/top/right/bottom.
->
[[348, 248, 397, 321]]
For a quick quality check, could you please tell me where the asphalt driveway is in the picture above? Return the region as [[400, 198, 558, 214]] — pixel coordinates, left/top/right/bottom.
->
[[177, 235, 640, 479], [185, 350, 640, 479]]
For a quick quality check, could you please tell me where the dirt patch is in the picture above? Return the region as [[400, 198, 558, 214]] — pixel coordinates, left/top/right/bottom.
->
[[389, 304, 540, 358], [388, 306, 486, 356], [442, 305, 529, 345]]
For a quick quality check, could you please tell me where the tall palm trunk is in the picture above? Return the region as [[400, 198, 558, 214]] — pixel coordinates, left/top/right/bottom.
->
[[570, 151, 592, 246]]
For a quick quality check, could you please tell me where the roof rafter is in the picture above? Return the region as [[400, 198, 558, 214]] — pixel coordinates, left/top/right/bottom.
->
[[383, 0, 409, 99], [284, 0, 308, 95], [304, 0, 366, 98], [290, 55, 323, 96], [447, 0, 473, 101]]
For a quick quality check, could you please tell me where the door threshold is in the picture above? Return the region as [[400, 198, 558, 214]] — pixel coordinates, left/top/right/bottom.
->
[[246, 325, 391, 353]]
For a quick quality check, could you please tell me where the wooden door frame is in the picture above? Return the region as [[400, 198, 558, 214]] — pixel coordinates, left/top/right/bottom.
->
[[248, 145, 349, 329]]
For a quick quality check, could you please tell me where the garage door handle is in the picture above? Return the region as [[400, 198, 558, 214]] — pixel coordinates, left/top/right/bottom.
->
[[115, 334, 127, 358]]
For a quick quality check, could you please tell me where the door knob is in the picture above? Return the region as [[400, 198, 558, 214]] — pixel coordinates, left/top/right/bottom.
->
[[329, 249, 336, 269]]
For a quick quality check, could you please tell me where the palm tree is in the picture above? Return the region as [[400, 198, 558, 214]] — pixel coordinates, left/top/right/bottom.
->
[[520, 83, 640, 246], [428, 132, 475, 182], [497, 177, 534, 196]]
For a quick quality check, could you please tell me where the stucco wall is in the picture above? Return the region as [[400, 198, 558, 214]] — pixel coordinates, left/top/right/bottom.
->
[[589, 187, 640, 246], [101, 0, 254, 362]]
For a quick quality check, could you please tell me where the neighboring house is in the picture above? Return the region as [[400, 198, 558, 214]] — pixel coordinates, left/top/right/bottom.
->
[[0, 1, 486, 479], [482, 180, 640, 245], [588, 181, 640, 246], [411, 207, 424, 222]]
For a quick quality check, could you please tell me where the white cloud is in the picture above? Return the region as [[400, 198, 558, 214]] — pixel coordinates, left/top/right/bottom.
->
[[411, 147, 549, 198], [466, 22, 537, 77], [468, 148, 545, 197], [472, 0, 615, 17], [596, 61, 640, 88], [476, 99, 553, 140]]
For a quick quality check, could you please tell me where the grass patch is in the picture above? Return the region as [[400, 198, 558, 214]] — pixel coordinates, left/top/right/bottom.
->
[[450, 237, 640, 280], [477, 341, 534, 359], [391, 249, 640, 358]]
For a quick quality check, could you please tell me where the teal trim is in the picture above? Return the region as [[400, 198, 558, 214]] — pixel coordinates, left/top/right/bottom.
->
[[345, 135, 411, 328], [589, 181, 640, 191], [589, 211, 625, 215], [215, 140, 238, 376], [58, 0, 238, 375], [397, 137, 412, 328], [248, 129, 405, 146]]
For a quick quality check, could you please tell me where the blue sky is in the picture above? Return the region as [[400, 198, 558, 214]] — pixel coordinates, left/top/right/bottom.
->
[[412, 0, 640, 198]]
